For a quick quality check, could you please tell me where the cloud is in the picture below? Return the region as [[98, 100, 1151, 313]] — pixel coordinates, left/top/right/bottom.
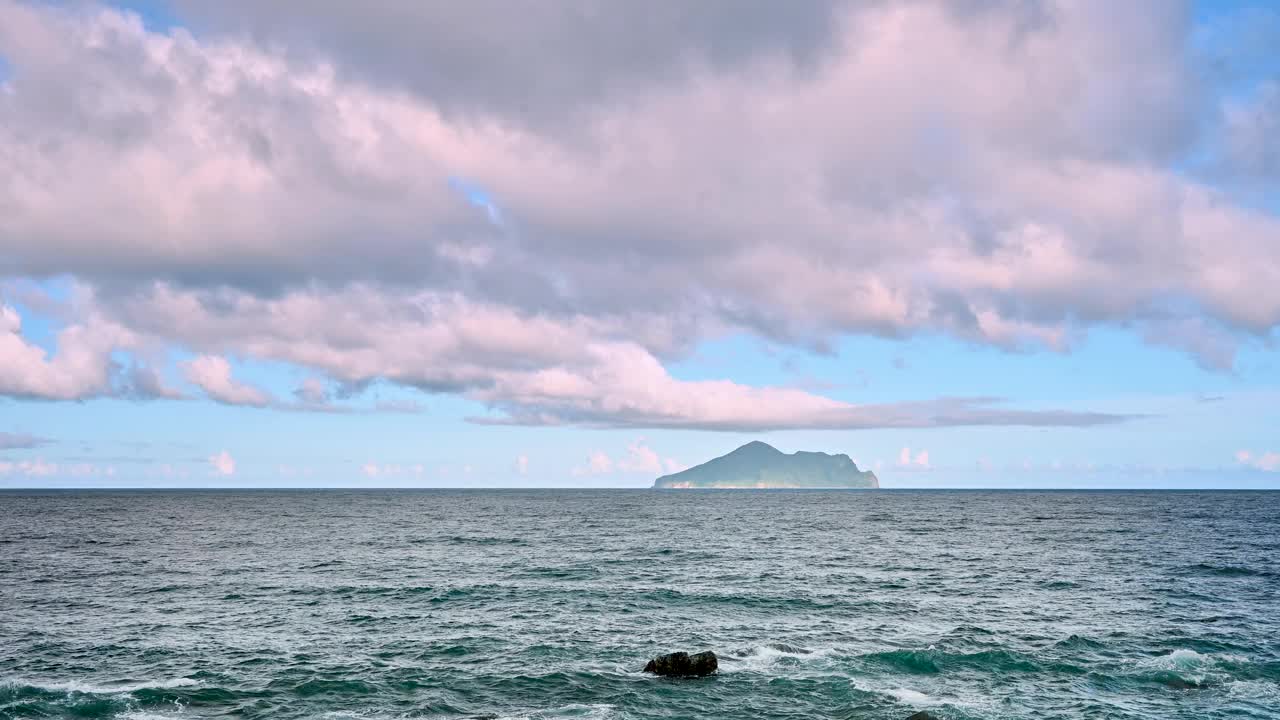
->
[[208, 450, 236, 476], [573, 439, 681, 476], [0, 288, 177, 401], [13, 281, 1136, 430], [1236, 450, 1280, 472], [182, 355, 273, 408], [0, 458, 57, 476], [362, 462, 425, 478], [617, 439, 664, 474], [173, 0, 841, 122], [898, 446, 931, 469], [0, 301, 137, 400], [514, 454, 529, 475], [0, 1, 1275, 424], [373, 399, 426, 414], [573, 450, 614, 476], [0, 431, 51, 450], [294, 377, 330, 405], [120, 363, 186, 400]]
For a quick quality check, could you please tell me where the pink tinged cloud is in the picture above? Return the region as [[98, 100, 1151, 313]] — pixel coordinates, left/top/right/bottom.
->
[[1237, 450, 1280, 472], [1, 1, 1276, 424], [0, 303, 136, 400], [182, 355, 272, 408], [209, 450, 236, 476], [573, 440, 680, 476], [898, 447, 930, 469]]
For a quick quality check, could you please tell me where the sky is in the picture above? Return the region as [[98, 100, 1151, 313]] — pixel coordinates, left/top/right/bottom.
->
[[1, 0, 1278, 489]]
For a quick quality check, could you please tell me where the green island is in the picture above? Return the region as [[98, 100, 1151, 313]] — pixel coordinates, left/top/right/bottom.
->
[[653, 441, 879, 489]]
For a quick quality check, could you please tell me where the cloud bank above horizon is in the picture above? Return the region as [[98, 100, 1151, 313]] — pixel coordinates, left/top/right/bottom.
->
[[1, 0, 1278, 456]]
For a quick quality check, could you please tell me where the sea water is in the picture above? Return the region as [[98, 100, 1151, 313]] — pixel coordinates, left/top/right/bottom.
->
[[2, 489, 1278, 719]]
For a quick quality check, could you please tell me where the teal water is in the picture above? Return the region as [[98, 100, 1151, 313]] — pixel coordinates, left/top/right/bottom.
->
[[1, 490, 1278, 719]]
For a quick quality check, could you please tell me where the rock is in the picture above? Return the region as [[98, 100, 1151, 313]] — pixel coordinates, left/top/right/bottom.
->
[[1159, 676, 1204, 690], [642, 650, 718, 677], [905, 712, 940, 720]]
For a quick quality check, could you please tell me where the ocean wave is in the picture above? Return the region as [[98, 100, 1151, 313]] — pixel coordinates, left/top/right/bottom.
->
[[1053, 634, 1107, 650], [1178, 563, 1269, 578], [1, 677, 198, 695], [859, 647, 1044, 675], [855, 680, 995, 715], [1226, 679, 1280, 702], [460, 703, 620, 720], [881, 687, 937, 705], [1127, 648, 1260, 690], [720, 643, 832, 672], [444, 536, 529, 546]]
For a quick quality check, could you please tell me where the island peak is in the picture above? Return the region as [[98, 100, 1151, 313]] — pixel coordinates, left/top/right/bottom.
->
[[654, 442, 878, 489]]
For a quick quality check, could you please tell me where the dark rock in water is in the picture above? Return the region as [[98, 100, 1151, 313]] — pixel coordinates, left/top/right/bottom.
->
[[905, 713, 940, 720], [643, 650, 718, 677], [1158, 675, 1205, 690]]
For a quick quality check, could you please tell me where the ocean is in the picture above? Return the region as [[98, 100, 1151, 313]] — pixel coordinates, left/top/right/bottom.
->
[[1, 489, 1278, 720]]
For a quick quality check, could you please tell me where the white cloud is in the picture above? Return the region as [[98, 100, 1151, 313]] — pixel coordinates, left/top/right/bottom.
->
[[573, 439, 682, 476], [0, 301, 137, 400], [362, 462, 415, 478], [0, 458, 58, 476], [208, 450, 236, 476], [0, 1, 1275, 424], [182, 355, 272, 408], [616, 439, 664, 474], [1236, 450, 1280, 472], [71, 283, 1124, 430], [573, 451, 614, 476], [621, 443, 661, 473], [515, 454, 529, 475], [898, 446, 931, 469]]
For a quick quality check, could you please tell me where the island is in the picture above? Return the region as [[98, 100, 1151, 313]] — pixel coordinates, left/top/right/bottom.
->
[[653, 441, 879, 489]]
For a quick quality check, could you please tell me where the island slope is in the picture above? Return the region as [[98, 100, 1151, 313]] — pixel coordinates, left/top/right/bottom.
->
[[653, 441, 878, 489]]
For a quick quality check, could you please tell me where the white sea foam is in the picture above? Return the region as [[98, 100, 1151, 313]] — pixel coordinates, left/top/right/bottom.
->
[[1165, 649, 1209, 668], [1226, 679, 1280, 701], [857, 681, 999, 715], [720, 644, 832, 673], [116, 712, 185, 720], [1139, 648, 1249, 680], [494, 702, 616, 719], [883, 687, 937, 705], [1143, 648, 1246, 670], [3, 677, 197, 695]]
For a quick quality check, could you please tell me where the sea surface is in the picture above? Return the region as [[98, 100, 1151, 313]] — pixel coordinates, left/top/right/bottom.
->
[[2, 490, 1279, 720]]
